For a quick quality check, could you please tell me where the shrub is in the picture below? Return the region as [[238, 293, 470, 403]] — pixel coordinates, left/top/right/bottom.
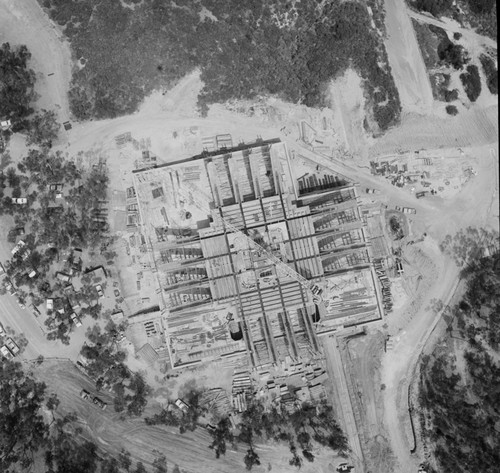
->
[[444, 88, 459, 102], [437, 37, 466, 70], [414, 0, 453, 17], [479, 54, 498, 94], [460, 64, 482, 102], [446, 105, 458, 115]]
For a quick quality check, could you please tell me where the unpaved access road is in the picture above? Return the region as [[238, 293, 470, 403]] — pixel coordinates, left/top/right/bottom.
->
[[383, 0, 434, 114], [34, 359, 343, 473], [408, 9, 497, 50]]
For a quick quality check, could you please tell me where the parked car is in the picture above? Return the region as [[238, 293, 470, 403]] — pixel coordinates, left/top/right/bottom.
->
[[17, 300, 26, 309], [395, 205, 401, 211], [0, 322, 5, 337], [70, 313, 82, 327], [0, 345, 13, 360], [0, 262, 4, 275], [402, 207, 416, 214], [113, 289, 120, 297], [95, 285, 104, 298], [415, 191, 427, 199], [93, 396, 107, 410], [80, 389, 91, 400], [365, 188, 378, 194], [336, 464, 354, 472], [5, 338, 20, 356]]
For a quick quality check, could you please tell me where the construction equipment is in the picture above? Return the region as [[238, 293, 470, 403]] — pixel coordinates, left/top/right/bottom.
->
[[174, 175, 324, 303]]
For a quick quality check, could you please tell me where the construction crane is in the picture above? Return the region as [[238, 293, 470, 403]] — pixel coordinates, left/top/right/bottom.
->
[[173, 173, 323, 304]]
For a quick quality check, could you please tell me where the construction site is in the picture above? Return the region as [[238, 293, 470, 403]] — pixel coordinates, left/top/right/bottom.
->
[[131, 136, 383, 370]]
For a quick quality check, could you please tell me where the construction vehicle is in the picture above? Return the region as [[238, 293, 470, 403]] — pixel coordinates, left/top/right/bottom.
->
[[176, 176, 324, 304]]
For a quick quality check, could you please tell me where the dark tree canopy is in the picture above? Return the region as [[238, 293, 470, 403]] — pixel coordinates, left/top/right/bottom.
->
[[0, 43, 36, 129], [41, 0, 400, 131], [0, 360, 48, 471]]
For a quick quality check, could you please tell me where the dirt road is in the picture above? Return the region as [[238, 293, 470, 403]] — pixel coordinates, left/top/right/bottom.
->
[[383, 0, 434, 114], [322, 336, 364, 471], [33, 359, 343, 473], [0, 0, 72, 124], [408, 9, 497, 50]]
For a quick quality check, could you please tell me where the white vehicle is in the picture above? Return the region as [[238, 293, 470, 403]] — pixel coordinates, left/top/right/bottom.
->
[[46, 298, 54, 310], [95, 285, 104, 298], [70, 313, 82, 327], [12, 197, 27, 204], [0, 322, 5, 337], [402, 207, 416, 214], [365, 188, 379, 194], [0, 262, 4, 275]]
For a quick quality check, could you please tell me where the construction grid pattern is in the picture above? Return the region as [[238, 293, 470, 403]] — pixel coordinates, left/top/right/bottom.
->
[[132, 138, 382, 368]]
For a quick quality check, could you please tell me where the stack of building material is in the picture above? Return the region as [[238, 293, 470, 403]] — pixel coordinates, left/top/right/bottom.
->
[[182, 165, 201, 181], [374, 258, 392, 313], [309, 382, 326, 400], [202, 136, 216, 152], [199, 388, 231, 415], [216, 134, 233, 149], [232, 392, 248, 412]]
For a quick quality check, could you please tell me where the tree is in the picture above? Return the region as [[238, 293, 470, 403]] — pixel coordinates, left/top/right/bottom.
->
[[0, 360, 48, 471], [119, 449, 132, 471], [0, 43, 36, 127], [134, 461, 147, 473], [244, 448, 260, 471], [152, 452, 167, 473], [460, 65, 482, 102], [25, 109, 60, 148]]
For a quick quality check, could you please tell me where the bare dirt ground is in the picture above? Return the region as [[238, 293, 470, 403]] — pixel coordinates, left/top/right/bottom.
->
[[384, 0, 434, 115], [343, 331, 396, 473]]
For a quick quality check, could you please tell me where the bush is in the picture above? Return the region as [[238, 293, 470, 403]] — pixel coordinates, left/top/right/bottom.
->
[[479, 54, 498, 94], [466, 0, 495, 14], [460, 64, 482, 102], [437, 37, 466, 70], [414, 0, 453, 17], [446, 105, 459, 115], [444, 88, 459, 102], [0, 43, 36, 127]]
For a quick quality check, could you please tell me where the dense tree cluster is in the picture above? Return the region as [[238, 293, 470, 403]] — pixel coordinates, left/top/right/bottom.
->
[[0, 43, 36, 130], [40, 0, 400, 131], [81, 323, 151, 416], [479, 54, 498, 95], [419, 247, 500, 473], [413, 0, 453, 17], [460, 64, 482, 102]]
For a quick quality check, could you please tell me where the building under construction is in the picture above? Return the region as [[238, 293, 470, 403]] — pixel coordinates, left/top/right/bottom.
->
[[133, 138, 382, 369]]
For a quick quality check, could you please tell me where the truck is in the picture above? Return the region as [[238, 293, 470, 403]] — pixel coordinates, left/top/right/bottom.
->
[[415, 191, 427, 199], [402, 207, 416, 214]]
